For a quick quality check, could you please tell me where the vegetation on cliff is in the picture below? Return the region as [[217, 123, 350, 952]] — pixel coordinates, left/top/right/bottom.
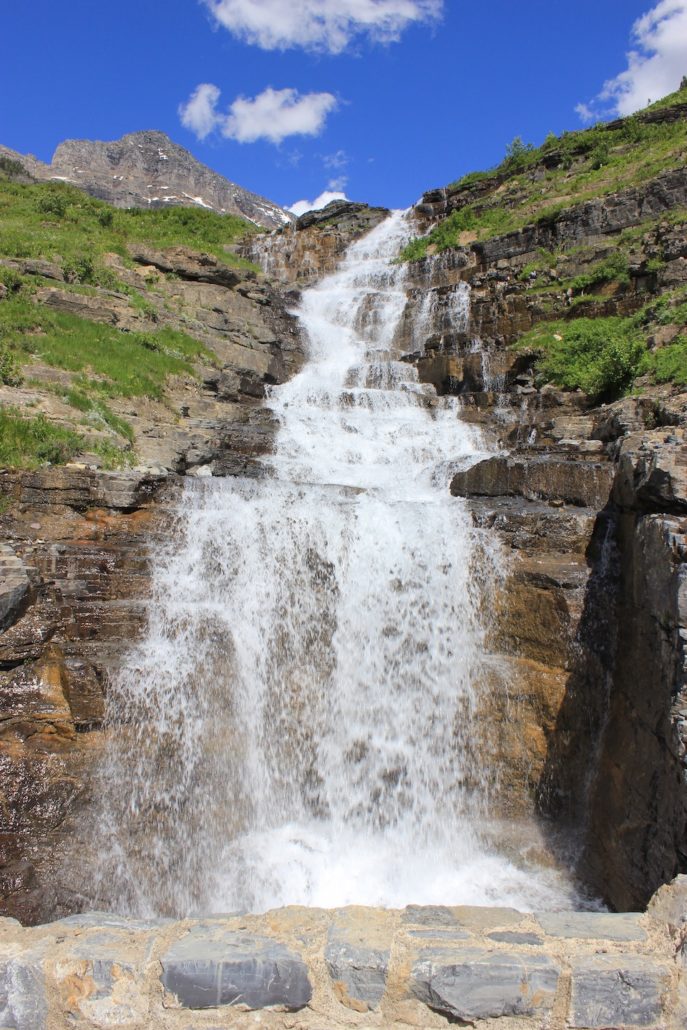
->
[[401, 83, 687, 262], [0, 174, 257, 272], [0, 171, 261, 469], [402, 83, 687, 401]]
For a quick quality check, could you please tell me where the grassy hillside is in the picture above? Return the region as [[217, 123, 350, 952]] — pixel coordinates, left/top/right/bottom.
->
[[402, 85, 687, 401], [0, 171, 258, 468], [402, 84, 687, 261]]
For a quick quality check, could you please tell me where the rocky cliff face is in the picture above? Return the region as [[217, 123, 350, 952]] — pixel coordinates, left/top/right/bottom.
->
[[0, 201, 386, 925], [400, 160, 687, 911], [244, 199, 389, 284], [0, 131, 292, 229], [2, 101, 687, 925]]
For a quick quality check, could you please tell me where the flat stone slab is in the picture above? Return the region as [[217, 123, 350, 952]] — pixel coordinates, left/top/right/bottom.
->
[[160, 927, 312, 1011], [569, 956, 670, 1028], [487, 930, 543, 946], [325, 924, 389, 1011], [537, 911, 646, 941], [403, 905, 461, 926], [410, 947, 560, 1021], [0, 955, 47, 1030], [407, 928, 471, 940]]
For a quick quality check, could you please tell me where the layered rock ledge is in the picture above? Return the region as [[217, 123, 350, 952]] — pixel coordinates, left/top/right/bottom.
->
[[1, 878, 686, 1028]]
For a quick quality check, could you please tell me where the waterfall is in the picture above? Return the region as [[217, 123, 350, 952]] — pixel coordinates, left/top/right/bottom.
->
[[91, 211, 580, 916]]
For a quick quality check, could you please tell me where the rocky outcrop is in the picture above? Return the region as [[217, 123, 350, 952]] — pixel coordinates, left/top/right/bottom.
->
[[246, 200, 389, 285], [402, 157, 687, 909], [1, 245, 303, 475], [0, 878, 686, 1028], [0, 467, 182, 924], [0, 131, 292, 229]]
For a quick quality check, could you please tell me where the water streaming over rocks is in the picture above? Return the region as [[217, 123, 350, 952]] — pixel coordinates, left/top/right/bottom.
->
[[92, 211, 581, 917]]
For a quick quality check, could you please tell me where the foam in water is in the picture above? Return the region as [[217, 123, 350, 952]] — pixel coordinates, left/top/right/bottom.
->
[[92, 211, 581, 916]]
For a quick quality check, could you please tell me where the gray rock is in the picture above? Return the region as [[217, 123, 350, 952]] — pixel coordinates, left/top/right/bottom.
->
[[161, 927, 312, 1010], [0, 545, 31, 631], [403, 905, 460, 926], [0, 132, 292, 229], [407, 929, 470, 940], [487, 931, 543, 945], [410, 947, 559, 1021], [647, 874, 687, 931], [0, 957, 47, 1030], [569, 956, 668, 1028], [450, 455, 614, 509], [536, 911, 646, 941], [91, 469, 167, 511], [325, 929, 389, 1010]]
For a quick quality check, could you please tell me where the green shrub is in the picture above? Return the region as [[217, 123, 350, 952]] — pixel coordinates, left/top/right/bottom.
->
[[0, 345, 23, 386], [0, 267, 24, 293], [0, 407, 83, 468], [517, 317, 646, 401], [63, 255, 96, 284], [650, 336, 687, 386], [568, 252, 630, 292], [35, 189, 68, 218], [400, 205, 515, 261], [0, 156, 25, 179], [503, 136, 535, 168], [90, 440, 133, 469]]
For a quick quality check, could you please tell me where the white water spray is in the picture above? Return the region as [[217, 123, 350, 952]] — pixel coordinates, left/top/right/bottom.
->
[[94, 212, 579, 916]]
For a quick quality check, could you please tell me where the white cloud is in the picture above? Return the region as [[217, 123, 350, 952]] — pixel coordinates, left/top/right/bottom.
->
[[327, 175, 348, 190], [574, 102, 595, 124], [577, 0, 687, 121], [178, 83, 222, 140], [288, 189, 349, 216], [323, 148, 349, 169], [202, 0, 442, 53], [178, 84, 338, 144], [225, 87, 338, 142]]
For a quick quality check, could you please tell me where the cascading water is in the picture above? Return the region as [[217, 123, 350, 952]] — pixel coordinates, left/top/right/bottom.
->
[[92, 211, 580, 917]]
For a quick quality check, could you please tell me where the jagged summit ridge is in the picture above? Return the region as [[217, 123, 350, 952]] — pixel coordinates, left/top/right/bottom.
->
[[0, 129, 293, 229]]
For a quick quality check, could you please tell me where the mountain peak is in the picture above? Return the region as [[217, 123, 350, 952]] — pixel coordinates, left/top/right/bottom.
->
[[2, 130, 292, 230]]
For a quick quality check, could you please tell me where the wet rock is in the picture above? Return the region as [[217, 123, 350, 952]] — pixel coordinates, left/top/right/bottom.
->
[[451, 455, 615, 509], [247, 202, 389, 285], [0, 546, 31, 631], [91, 469, 168, 511], [410, 947, 560, 1021], [52, 926, 154, 1026], [160, 927, 312, 1010], [403, 905, 461, 927], [615, 433, 687, 514]]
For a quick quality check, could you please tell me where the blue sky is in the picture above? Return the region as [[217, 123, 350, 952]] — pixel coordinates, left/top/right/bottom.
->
[[2, 1, 686, 213]]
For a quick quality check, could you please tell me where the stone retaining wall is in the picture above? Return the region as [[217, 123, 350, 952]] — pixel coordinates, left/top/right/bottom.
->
[[1, 878, 686, 1029]]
